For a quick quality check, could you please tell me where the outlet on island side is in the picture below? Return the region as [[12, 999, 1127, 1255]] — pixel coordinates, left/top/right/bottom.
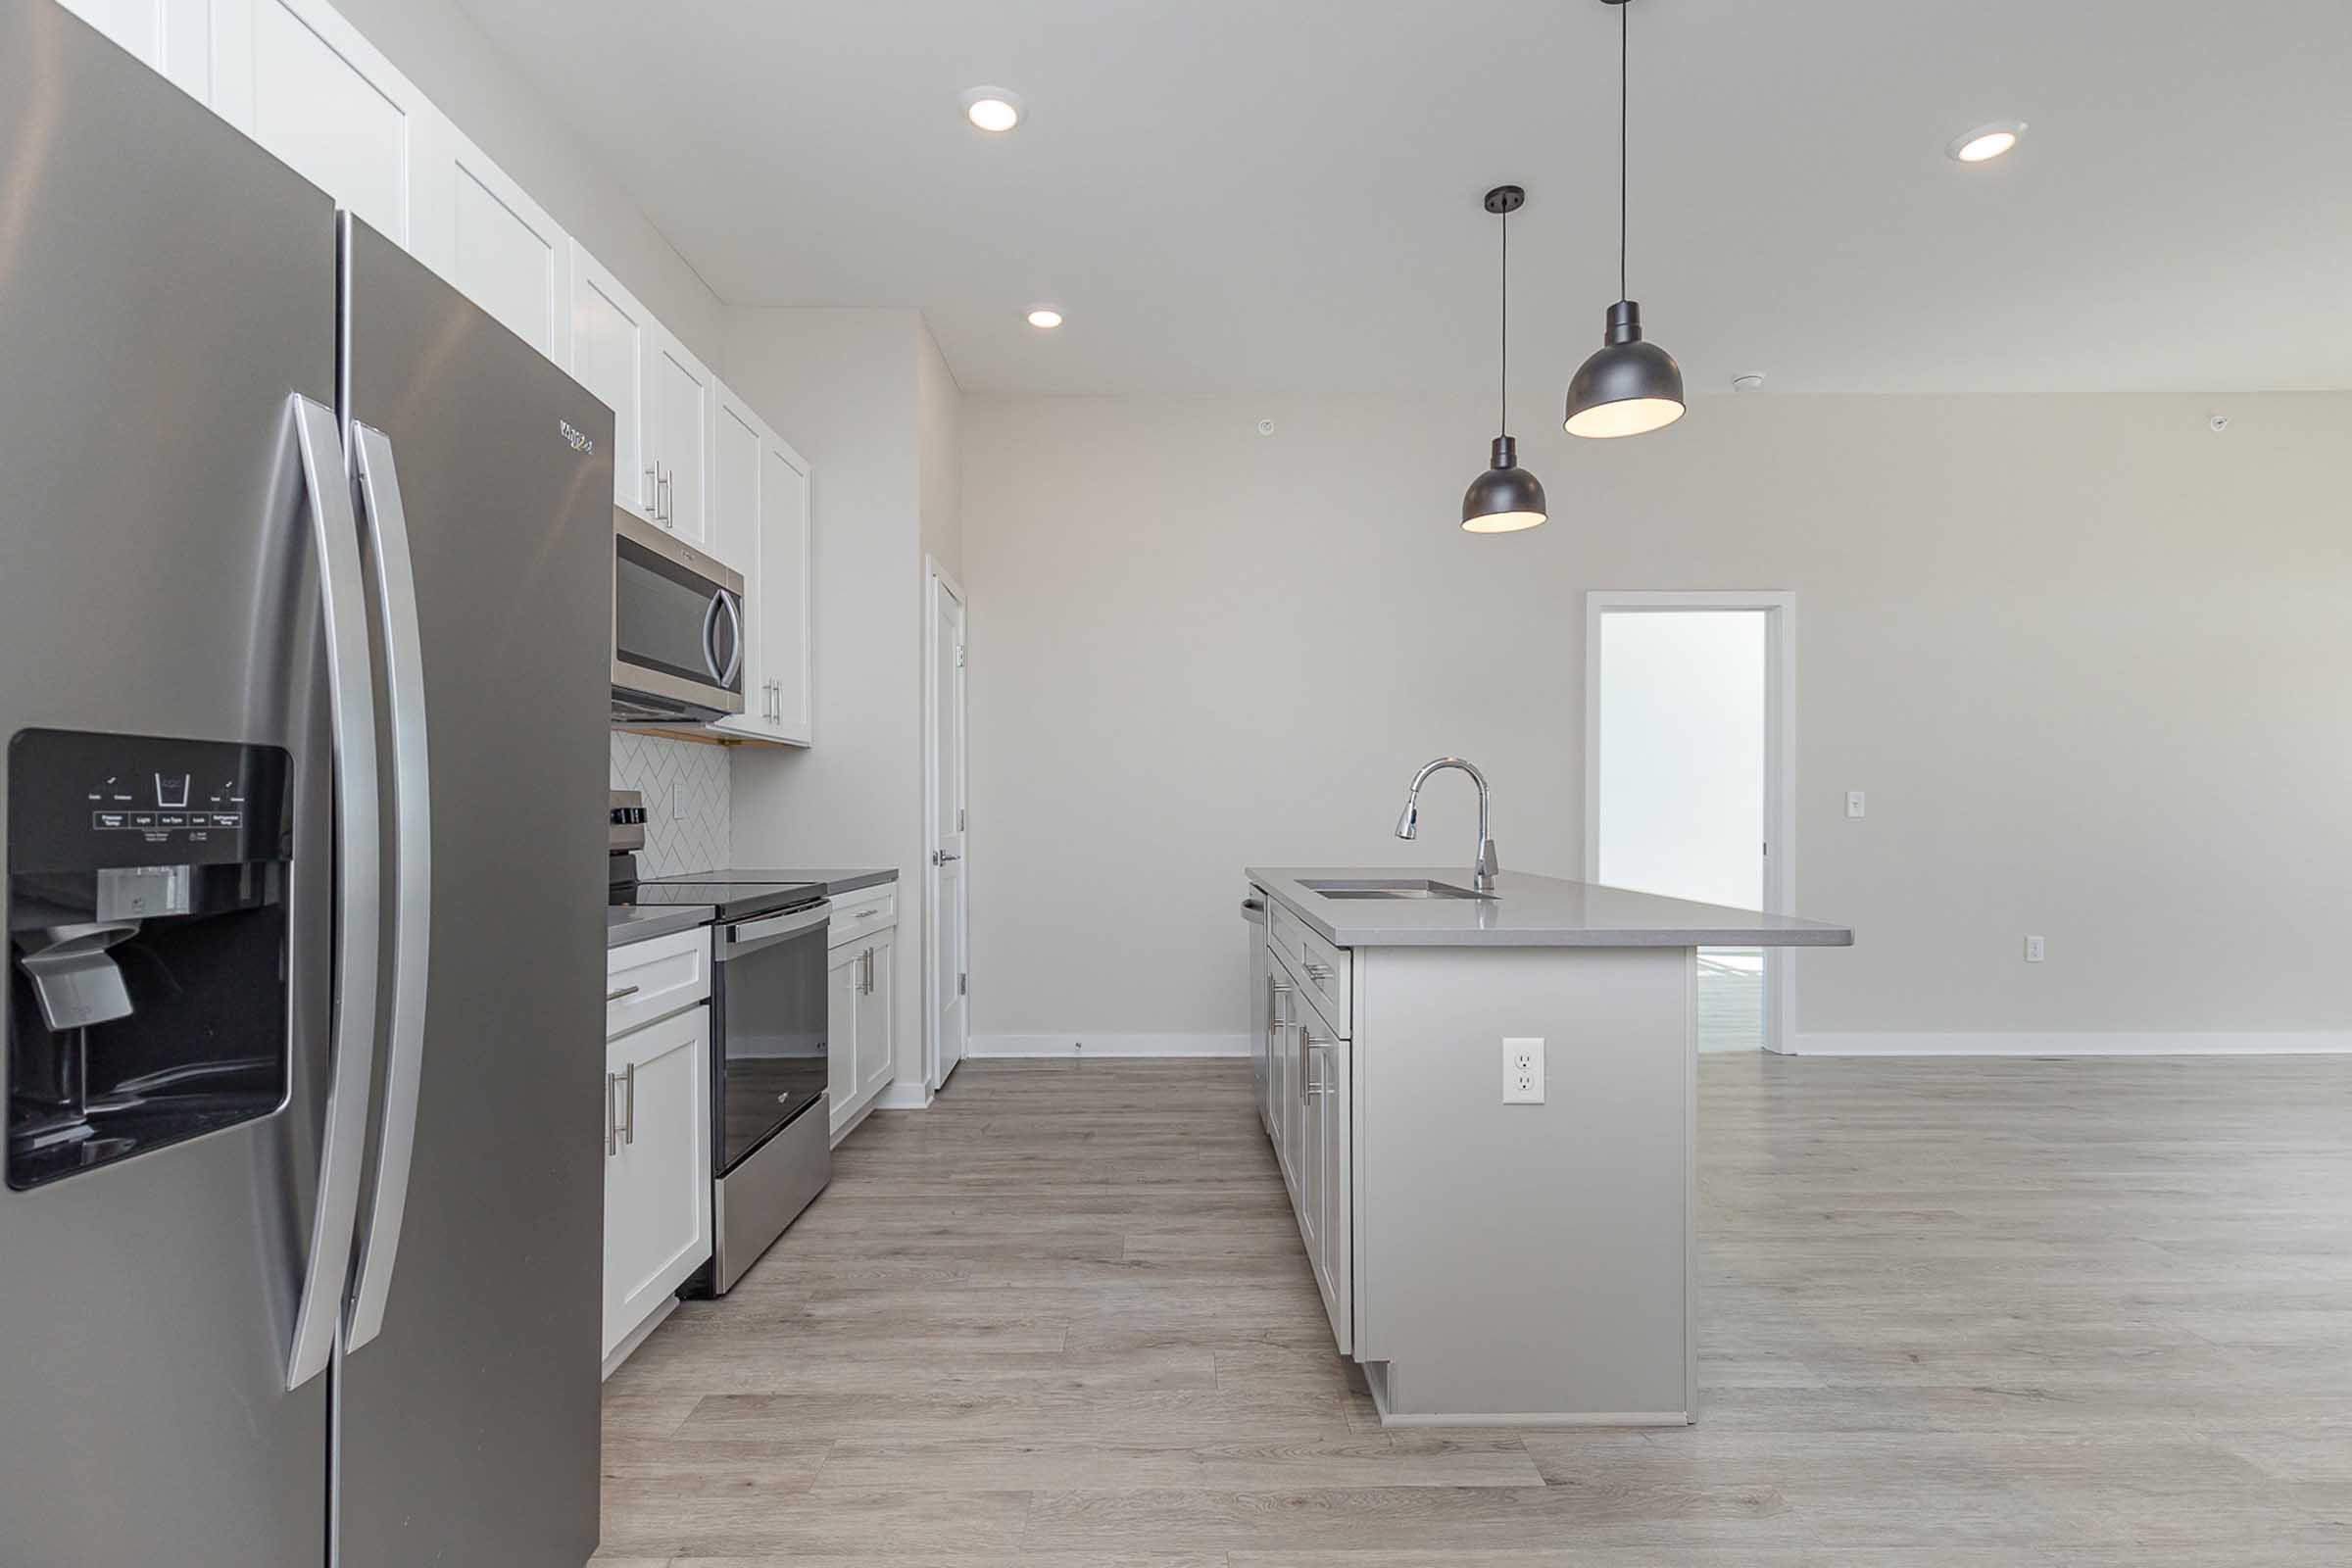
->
[[1503, 1038, 1545, 1104]]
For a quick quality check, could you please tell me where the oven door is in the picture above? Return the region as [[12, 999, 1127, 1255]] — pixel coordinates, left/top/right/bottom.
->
[[710, 902, 832, 1173], [612, 509, 745, 721]]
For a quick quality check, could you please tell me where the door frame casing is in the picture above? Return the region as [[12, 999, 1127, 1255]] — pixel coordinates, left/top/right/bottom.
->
[[922, 555, 969, 1091], [1583, 590, 1798, 1054]]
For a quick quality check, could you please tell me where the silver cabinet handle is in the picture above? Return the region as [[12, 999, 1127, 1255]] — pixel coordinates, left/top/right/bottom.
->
[[605, 1071, 620, 1156], [1268, 976, 1291, 1027], [643, 464, 658, 514], [1303, 961, 1335, 981], [659, 466, 672, 524], [346, 423, 433, 1357], [622, 1060, 638, 1146], [606, 984, 640, 1004], [1305, 1037, 1336, 1096], [285, 393, 381, 1394], [860, 947, 874, 995]]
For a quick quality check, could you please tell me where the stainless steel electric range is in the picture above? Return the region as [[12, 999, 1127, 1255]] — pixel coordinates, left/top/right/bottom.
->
[[609, 794, 830, 1294]]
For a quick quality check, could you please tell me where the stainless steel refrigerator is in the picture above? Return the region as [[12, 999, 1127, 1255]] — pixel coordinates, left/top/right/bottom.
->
[[1, 3, 611, 1562]]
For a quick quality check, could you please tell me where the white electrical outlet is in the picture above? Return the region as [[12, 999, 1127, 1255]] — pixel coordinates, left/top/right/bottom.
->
[[1503, 1038, 1544, 1104], [1846, 790, 1867, 819], [2024, 935, 2046, 962], [670, 780, 688, 820]]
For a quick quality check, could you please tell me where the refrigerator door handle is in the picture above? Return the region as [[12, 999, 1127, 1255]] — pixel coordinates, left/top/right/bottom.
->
[[345, 424, 433, 1355], [285, 394, 382, 1393]]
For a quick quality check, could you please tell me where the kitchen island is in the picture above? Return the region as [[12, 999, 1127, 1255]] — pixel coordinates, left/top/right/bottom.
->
[[1245, 865, 1851, 1426]]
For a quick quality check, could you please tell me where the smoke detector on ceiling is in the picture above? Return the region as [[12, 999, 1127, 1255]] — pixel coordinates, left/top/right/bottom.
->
[[1731, 373, 1766, 393]]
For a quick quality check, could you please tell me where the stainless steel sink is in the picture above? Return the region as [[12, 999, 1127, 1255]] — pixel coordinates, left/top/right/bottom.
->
[[1301, 878, 1494, 901]]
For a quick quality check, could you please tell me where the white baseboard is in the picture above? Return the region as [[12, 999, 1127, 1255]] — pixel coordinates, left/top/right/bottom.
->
[[871, 1081, 934, 1111], [1785, 1031, 2352, 1057], [968, 1032, 1250, 1059]]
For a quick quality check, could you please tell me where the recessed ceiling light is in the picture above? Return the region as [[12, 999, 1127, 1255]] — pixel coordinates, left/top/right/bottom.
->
[[1024, 306, 1063, 329], [961, 87, 1024, 133], [1947, 120, 2026, 163]]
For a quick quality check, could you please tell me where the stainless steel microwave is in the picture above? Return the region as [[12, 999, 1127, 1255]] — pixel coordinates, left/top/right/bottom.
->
[[611, 509, 746, 725]]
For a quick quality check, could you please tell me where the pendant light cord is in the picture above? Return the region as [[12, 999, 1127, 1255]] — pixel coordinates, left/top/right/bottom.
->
[[1499, 207, 1509, 436], [1618, 0, 1629, 301]]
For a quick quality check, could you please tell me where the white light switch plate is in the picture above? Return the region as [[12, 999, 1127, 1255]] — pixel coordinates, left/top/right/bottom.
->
[[1503, 1038, 1544, 1104], [1846, 790, 1867, 818], [2025, 935, 2045, 962]]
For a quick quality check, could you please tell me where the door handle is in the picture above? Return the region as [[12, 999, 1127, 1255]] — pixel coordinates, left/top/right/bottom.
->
[[622, 1060, 638, 1146], [284, 394, 381, 1394], [605, 1071, 620, 1156], [345, 424, 434, 1357], [931, 850, 960, 865], [606, 984, 639, 1004]]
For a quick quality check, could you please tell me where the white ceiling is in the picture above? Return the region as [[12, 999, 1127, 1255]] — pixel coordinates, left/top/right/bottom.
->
[[456, 0, 2352, 398]]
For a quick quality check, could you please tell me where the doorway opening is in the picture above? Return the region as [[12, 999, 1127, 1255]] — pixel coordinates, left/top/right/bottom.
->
[[1584, 592, 1795, 1053]]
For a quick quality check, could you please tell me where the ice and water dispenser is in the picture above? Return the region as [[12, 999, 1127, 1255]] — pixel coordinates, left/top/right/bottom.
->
[[7, 729, 293, 1189]]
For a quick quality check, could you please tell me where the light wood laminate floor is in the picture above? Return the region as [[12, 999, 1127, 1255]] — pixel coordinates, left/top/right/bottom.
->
[[596, 1054, 2352, 1566]]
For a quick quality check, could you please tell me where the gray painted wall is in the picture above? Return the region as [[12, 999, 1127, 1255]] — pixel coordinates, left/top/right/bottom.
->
[[958, 391, 2352, 1048]]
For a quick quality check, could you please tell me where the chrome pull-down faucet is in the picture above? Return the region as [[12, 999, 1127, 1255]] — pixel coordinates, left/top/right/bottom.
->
[[1394, 757, 1499, 893]]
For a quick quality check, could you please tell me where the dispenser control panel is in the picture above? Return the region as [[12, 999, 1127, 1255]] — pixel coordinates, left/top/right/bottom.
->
[[10, 729, 291, 872]]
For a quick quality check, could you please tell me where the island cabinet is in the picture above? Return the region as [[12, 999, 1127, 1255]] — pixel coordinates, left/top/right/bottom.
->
[[1244, 865, 1851, 1428]]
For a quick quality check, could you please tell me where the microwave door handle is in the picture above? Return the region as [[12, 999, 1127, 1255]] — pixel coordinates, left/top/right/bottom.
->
[[344, 424, 432, 1356], [284, 394, 382, 1393], [700, 588, 726, 686], [716, 589, 744, 688]]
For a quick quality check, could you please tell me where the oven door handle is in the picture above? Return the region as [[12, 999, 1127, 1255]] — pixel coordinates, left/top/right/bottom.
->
[[720, 901, 832, 959]]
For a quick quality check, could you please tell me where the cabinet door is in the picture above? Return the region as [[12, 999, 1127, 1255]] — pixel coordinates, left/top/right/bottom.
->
[[760, 437, 813, 745], [648, 325, 712, 550], [569, 244, 655, 521], [857, 933, 896, 1101], [603, 1005, 711, 1358], [1307, 1031, 1353, 1353], [826, 944, 859, 1140], [56, 0, 212, 100], [411, 119, 571, 365], [703, 383, 766, 738], [213, 0, 439, 252]]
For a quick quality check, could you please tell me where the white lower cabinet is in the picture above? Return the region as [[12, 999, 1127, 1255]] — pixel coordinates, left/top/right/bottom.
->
[[857, 932, 896, 1101], [603, 939, 713, 1374], [826, 943, 860, 1138], [1268, 941, 1352, 1355], [826, 893, 899, 1143]]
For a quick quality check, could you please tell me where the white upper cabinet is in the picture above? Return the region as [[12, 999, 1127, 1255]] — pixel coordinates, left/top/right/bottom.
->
[[761, 438, 813, 745], [56, 0, 212, 100], [568, 245, 655, 522], [411, 120, 571, 366], [705, 379, 812, 747], [648, 327, 712, 552], [212, 0, 436, 250]]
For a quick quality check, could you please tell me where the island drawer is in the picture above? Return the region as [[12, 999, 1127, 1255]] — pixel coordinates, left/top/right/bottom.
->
[[1268, 899, 1351, 1034], [1269, 916, 1350, 1039], [607, 926, 711, 1039]]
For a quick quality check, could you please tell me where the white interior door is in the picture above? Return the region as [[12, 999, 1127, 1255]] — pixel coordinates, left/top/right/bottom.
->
[[1587, 596, 1793, 1053], [926, 563, 968, 1090]]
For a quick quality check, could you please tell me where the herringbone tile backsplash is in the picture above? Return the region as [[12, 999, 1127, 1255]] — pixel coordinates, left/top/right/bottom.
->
[[610, 732, 731, 876]]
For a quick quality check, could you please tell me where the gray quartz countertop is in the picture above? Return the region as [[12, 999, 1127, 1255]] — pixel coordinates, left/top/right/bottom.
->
[[1248, 866, 1854, 950], [724, 867, 899, 896], [607, 904, 712, 949]]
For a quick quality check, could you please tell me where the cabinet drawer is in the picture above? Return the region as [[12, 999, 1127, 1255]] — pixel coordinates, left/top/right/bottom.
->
[[606, 927, 710, 1038], [828, 883, 897, 948], [1268, 898, 1351, 1037]]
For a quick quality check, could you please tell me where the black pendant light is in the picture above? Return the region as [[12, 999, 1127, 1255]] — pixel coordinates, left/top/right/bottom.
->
[[1462, 184, 1547, 534], [1565, 0, 1685, 439]]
